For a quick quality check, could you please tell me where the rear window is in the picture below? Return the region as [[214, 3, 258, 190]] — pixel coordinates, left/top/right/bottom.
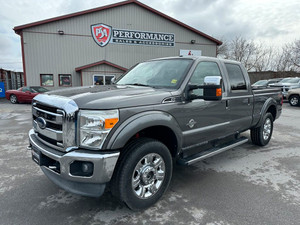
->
[[225, 63, 247, 91]]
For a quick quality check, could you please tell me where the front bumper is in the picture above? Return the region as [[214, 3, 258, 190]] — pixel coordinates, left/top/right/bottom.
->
[[28, 129, 120, 197]]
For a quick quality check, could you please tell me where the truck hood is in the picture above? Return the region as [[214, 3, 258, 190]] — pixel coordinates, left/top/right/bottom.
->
[[45, 85, 172, 109]]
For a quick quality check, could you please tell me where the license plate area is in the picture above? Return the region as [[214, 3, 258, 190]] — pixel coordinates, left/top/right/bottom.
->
[[31, 146, 41, 165], [31, 146, 61, 174]]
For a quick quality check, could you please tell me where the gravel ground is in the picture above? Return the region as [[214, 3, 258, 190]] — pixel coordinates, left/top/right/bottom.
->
[[0, 98, 299, 225]]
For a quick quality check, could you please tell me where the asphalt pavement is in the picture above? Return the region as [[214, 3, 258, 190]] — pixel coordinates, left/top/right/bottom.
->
[[0, 98, 299, 225]]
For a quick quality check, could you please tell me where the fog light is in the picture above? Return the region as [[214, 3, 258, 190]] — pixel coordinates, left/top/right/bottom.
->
[[70, 161, 94, 177]]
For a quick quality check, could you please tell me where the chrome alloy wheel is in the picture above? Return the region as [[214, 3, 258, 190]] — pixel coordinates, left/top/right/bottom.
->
[[263, 118, 272, 140], [290, 96, 299, 106], [132, 153, 165, 199], [10, 95, 17, 104]]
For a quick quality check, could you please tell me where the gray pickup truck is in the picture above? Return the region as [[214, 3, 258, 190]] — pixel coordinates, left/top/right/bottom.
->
[[28, 56, 282, 210]]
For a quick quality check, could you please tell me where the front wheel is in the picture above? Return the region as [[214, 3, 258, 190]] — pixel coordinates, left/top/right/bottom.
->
[[289, 95, 300, 106], [111, 138, 173, 211], [10, 94, 18, 104], [251, 112, 273, 146]]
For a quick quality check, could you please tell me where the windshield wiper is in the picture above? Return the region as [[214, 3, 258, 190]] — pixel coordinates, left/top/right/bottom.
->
[[126, 83, 152, 87]]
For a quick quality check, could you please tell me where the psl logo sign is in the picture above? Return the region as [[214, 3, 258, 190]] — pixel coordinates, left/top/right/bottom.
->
[[91, 23, 112, 47]]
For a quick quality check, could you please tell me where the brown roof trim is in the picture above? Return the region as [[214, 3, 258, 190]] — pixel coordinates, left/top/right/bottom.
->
[[75, 60, 127, 72], [13, 0, 222, 45]]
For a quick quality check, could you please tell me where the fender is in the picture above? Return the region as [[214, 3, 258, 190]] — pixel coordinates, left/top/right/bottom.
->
[[105, 111, 183, 154], [254, 97, 277, 128]]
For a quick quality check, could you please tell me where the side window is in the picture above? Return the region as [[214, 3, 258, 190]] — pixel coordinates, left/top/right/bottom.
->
[[189, 61, 222, 96], [225, 64, 247, 91], [22, 87, 30, 92]]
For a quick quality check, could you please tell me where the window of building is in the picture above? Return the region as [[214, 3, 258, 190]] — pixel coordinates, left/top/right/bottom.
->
[[225, 64, 247, 90], [93, 75, 115, 85], [40, 74, 54, 87], [59, 74, 72, 86]]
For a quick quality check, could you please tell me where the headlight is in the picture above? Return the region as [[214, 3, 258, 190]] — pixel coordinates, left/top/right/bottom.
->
[[78, 109, 119, 149]]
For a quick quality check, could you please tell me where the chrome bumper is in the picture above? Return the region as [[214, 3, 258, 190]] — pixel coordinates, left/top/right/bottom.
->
[[28, 129, 120, 197]]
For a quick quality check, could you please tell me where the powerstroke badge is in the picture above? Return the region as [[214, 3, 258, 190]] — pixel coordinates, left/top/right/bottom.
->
[[91, 23, 112, 47], [91, 23, 175, 47]]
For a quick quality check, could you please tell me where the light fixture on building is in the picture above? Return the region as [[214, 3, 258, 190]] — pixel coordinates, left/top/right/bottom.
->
[[191, 40, 196, 44], [58, 30, 64, 35]]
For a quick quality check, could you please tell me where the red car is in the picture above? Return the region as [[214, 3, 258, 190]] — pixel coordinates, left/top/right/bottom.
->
[[5, 86, 49, 104]]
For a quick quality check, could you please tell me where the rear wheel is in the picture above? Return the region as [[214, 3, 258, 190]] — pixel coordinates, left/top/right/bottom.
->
[[110, 138, 172, 211], [289, 95, 300, 106], [10, 94, 18, 104], [251, 112, 273, 146]]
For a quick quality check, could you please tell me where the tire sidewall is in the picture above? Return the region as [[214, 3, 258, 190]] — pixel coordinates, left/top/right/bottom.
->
[[259, 113, 273, 146], [120, 140, 172, 210], [10, 95, 17, 104], [289, 95, 300, 106]]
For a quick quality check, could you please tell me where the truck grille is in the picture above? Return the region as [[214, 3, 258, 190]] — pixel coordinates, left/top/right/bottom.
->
[[31, 95, 79, 152], [32, 103, 65, 151]]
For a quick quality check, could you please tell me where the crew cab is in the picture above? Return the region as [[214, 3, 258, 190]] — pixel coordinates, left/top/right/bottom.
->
[[27, 56, 282, 210]]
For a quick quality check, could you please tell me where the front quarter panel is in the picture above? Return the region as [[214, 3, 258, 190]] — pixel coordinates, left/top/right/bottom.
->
[[105, 111, 182, 153]]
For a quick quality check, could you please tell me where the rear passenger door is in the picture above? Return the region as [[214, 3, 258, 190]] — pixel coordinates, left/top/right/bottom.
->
[[224, 63, 253, 133]]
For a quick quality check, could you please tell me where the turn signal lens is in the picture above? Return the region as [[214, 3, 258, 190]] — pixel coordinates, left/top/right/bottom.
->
[[105, 118, 119, 129], [216, 88, 222, 97]]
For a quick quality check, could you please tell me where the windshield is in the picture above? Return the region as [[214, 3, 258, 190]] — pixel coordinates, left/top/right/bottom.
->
[[287, 78, 300, 83], [117, 59, 193, 89], [253, 80, 268, 85], [278, 78, 292, 84], [30, 87, 49, 93]]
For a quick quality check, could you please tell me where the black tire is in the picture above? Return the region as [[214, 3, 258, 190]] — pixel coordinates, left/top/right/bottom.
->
[[289, 95, 300, 106], [10, 94, 18, 104], [251, 112, 273, 146], [110, 138, 172, 211]]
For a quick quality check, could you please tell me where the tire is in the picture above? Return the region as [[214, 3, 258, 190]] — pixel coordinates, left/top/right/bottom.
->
[[10, 94, 18, 104], [110, 138, 172, 211], [251, 112, 273, 146], [289, 95, 300, 106]]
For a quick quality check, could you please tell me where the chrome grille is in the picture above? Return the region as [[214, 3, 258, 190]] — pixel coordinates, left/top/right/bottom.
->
[[32, 94, 79, 152], [32, 103, 64, 150]]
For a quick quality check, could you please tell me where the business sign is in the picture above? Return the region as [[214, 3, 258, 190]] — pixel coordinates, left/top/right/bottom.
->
[[180, 49, 202, 56], [91, 23, 175, 47], [0, 82, 5, 98]]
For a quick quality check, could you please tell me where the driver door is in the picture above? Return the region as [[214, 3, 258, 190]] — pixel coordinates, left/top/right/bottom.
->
[[171, 61, 230, 149]]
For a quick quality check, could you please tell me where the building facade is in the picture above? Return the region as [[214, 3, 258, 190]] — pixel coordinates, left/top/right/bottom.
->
[[14, 0, 221, 89]]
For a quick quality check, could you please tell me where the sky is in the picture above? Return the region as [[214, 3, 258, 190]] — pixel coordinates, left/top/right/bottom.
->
[[0, 0, 299, 72]]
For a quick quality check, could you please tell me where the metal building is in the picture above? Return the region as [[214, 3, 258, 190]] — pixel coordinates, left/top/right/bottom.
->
[[14, 0, 221, 89]]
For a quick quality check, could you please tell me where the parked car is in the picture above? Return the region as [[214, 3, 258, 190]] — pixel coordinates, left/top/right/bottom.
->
[[251, 78, 282, 88], [287, 88, 300, 106], [5, 86, 49, 104], [270, 77, 300, 98], [28, 56, 282, 210]]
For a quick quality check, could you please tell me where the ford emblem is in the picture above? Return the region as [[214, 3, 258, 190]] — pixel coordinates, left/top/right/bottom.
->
[[36, 117, 47, 129]]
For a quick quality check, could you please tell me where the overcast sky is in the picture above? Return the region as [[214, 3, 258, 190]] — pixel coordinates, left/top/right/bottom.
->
[[0, 0, 299, 71]]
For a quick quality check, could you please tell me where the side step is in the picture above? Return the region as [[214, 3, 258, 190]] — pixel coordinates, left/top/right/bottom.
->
[[177, 137, 248, 166]]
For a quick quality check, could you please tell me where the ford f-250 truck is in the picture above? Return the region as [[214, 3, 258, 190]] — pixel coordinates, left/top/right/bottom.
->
[[28, 56, 282, 210]]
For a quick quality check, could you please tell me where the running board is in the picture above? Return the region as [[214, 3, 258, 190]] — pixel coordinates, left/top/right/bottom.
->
[[178, 137, 248, 166]]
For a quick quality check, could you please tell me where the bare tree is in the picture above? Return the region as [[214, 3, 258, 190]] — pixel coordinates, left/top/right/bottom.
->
[[217, 36, 271, 71], [290, 39, 300, 71]]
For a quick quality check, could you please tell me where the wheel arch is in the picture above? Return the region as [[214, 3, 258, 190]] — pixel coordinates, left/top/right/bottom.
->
[[105, 111, 182, 157], [254, 98, 277, 128]]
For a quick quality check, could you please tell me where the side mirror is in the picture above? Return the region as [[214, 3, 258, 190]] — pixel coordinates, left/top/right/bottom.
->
[[25, 91, 31, 94], [111, 77, 116, 84], [187, 76, 222, 101], [203, 76, 222, 101]]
